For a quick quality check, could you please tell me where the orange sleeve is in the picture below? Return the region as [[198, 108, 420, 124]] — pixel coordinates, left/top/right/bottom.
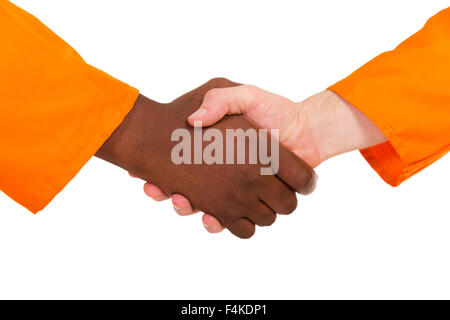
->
[[0, 1, 139, 212], [329, 7, 450, 186]]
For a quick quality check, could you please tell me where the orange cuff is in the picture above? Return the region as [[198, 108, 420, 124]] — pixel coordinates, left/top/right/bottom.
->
[[0, 1, 139, 212], [329, 8, 450, 186]]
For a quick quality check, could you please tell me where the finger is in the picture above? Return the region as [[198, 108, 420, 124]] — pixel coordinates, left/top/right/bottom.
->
[[129, 172, 137, 178], [250, 201, 277, 227], [172, 194, 198, 216], [143, 182, 170, 201], [188, 85, 259, 127], [202, 214, 225, 233], [276, 146, 317, 195], [227, 218, 256, 239], [171, 77, 240, 107], [259, 176, 298, 215]]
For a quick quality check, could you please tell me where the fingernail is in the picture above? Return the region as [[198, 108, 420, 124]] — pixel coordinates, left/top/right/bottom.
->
[[173, 204, 181, 211], [190, 108, 207, 120]]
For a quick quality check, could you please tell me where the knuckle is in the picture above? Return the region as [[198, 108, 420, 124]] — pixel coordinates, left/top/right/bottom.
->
[[216, 212, 232, 227], [229, 219, 255, 239], [242, 84, 259, 95], [204, 87, 222, 101], [268, 181, 298, 215], [241, 84, 261, 104], [280, 192, 298, 215], [239, 226, 255, 239], [294, 166, 316, 194], [259, 213, 277, 227], [242, 84, 257, 91], [207, 77, 231, 87], [300, 170, 317, 195]]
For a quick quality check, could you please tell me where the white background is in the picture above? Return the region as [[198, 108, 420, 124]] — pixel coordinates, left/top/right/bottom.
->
[[1, 0, 449, 299]]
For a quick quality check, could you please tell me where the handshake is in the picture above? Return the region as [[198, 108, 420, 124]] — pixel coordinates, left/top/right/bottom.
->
[[96, 78, 386, 238]]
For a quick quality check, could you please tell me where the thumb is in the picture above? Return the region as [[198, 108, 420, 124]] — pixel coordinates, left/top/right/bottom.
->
[[188, 85, 256, 127]]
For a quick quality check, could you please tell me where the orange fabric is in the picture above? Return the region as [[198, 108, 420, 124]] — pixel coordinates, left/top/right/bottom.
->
[[0, 1, 139, 212], [329, 7, 450, 186]]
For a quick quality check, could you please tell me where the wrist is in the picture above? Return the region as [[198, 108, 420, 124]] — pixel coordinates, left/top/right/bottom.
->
[[95, 94, 163, 174], [299, 90, 387, 164]]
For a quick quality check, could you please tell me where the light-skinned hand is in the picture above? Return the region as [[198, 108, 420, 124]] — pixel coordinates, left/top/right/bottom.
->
[[137, 86, 386, 234]]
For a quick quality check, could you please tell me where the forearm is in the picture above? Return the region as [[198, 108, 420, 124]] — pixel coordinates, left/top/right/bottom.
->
[[299, 90, 387, 164]]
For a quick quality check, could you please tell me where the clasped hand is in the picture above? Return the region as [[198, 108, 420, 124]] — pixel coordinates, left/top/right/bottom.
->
[[98, 78, 318, 238]]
